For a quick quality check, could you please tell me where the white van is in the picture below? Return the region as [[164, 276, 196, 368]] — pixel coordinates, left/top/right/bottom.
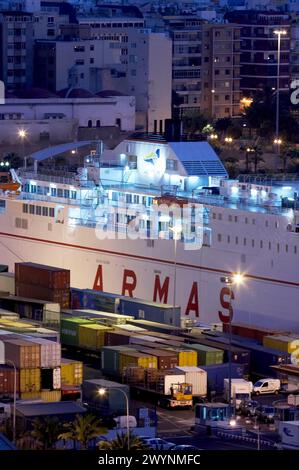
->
[[253, 378, 281, 395]]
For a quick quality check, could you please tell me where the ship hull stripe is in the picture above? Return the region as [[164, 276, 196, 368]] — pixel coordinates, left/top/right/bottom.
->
[[0, 231, 299, 287]]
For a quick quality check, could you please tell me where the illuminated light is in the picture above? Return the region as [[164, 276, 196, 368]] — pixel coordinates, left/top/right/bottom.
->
[[229, 419, 237, 427], [240, 97, 253, 109], [231, 186, 238, 195], [274, 138, 282, 145], [282, 186, 292, 190], [272, 87, 276, 91], [98, 388, 106, 396], [261, 190, 267, 198], [71, 150, 76, 155], [30, 180, 37, 186], [50, 183, 57, 188], [124, 165, 129, 171], [274, 29, 287, 36], [18, 129, 27, 139], [225, 137, 233, 143], [120, 153, 126, 160], [251, 188, 258, 197], [5, 161, 10, 167], [86, 158, 90, 163], [0, 162, 4, 167], [232, 273, 245, 286], [211, 89, 215, 93]]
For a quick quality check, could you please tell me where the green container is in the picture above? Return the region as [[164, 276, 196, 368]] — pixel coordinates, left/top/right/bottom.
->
[[60, 317, 94, 347], [184, 343, 224, 366], [101, 346, 136, 375]]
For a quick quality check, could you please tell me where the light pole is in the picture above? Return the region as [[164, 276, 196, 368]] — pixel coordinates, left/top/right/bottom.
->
[[273, 29, 287, 153], [220, 273, 244, 416], [18, 129, 27, 169], [169, 226, 183, 315], [98, 387, 130, 450]]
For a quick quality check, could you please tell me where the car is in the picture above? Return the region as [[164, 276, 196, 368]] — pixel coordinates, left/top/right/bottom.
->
[[239, 400, 259, 417], [142, 438, 175, 450], [170, 445, 202, 451], [255, 405, 276, 424], [253, 379, 281, 395]]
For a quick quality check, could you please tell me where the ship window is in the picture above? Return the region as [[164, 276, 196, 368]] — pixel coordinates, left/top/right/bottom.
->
[[23, 203, 28, 213], [31, 185, 37, 194], [133, 194, 139, 204], [234, 216, 238, 222], [218, 213, 222, 220], [217, 233, 222, 242], [228, 215, 232, 222], [49, 208, 55, 217], [166, 159, 178, 171], [15, 217, 21, 228], [44, 187, 49, 195], [36, 206, 42, 216], [71, 191, 76, 199], [235, 236, 238, 244], [29, 205, 35, 215], [64, 189, 70, 199], [252, 239, 255, 247], [51, 187, 56, 197], [252, 218, 256, 225], [21, 219, 28, 229], [227, 235, 230, 243], [260, 240, 263, 249], [243, 238, 247, 246], [112, 191, 118, 202], [265, 220, 269, 227], [213, 213, 216, 219], [42, 207, 48, 217], [269, 241, 271, 250], [245, 217, 248, 224], [24, 183, 29, 192], [37, 186, 43, 195], [275, 221, 279, 228], [126, 194, 132, 203], [294, 246, 297, 254], [277, 243, 280, 252], [286, 244, 288, 253], [57, 188, 63, 198]]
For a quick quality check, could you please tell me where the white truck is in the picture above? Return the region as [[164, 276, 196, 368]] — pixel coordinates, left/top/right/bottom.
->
[[279, 421, 299, 449], [224, 378, 253, 409]]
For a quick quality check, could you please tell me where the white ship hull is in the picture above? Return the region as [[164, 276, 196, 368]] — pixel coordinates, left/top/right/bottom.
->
[[1, 197, 299, 331]]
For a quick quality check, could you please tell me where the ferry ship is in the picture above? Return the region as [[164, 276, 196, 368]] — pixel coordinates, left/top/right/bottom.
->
[[0, 136, 299, 331]]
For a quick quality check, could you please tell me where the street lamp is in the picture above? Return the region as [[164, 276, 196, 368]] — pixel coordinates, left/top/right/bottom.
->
[[224, 137, 233, 144], [273, 29, 287, 151], [220, 273, 245, 416], [18, 129, 27, 169], [209, 133, 218, 140], [98, 388, 130, 450], [169, 225, 183, 314]]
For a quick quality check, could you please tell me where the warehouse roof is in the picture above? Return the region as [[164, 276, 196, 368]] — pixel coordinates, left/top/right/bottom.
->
[[16, 401, 86, 417]]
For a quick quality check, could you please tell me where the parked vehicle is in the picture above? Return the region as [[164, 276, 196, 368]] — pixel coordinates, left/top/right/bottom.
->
[[142, 438, 175, 450], [238, 400, 259, 417], [170, 445, 202, 451], [256, 405, 276, 424], [224, 378, 253, 409], [253, 378, 281, 395]]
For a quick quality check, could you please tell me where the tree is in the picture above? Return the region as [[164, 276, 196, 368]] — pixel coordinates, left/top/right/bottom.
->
[[30, 416, 63, 450], [98, 432, 150, 451], [214, 117, 232, 133], [280, 146, 299, 173], [58, 414, 106, 450], [222, 156, 239, 178], [181, 109, 208, 139]]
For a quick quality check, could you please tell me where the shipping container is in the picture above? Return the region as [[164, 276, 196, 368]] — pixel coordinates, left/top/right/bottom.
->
[[60, 317, 94, 347], [60, 358, 83, 386], [104, 331, 132, 347], [119, 350, 157, 372], [166, 348, 198, 367], [0, 272, 15, 295], [0, 309, 19, 321], [133, 347, 177, 370], [19, 368, 41, 393], [19, 391, 41, 400], [24, 328, 60, 343], [82, 379, 130, 415], [184, 343, 224, 366], [70, 288, 121, 312], [263, 335, 299, 356], [223, 322, 288, 343], [4, 338, 40, 369], [61, 385, 82, 401], [101, 346, 136, 375], [25, 338, 61, 368], [15, 263, 70, 289], [40, 390, 61, 402], [0, 294, 61, 325], [41, 367, 61, 390], [115, 324, 146, 333], [65, 309, 133, 325], [127, 319, 181, 335], [15, 284, 70, 309], [0, 365, 20, 395], [174, 366, 207, 396], [119, 298, 181, 327], [78, 324, 112, 351], [200, 363, 246, 394]]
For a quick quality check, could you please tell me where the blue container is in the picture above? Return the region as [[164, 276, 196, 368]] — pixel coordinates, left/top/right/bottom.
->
[[118, 298, 181, 327], [70, 288, 121, 312], [201, 363, 245, 394]]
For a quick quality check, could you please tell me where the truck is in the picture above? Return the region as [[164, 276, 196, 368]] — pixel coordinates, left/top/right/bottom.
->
[[224, 378, 253, 409], [279, 421, 299, 449]]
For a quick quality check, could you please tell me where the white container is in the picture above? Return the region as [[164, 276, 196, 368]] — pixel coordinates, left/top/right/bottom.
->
[[53, 367, 61, 390], [163, 374, 186, 395], [174, 366, 207, 396], [279, 421, 299, 449], [0, 273, 15, 295], [26, 337, 61, 368], [0, 309, 19, 321]]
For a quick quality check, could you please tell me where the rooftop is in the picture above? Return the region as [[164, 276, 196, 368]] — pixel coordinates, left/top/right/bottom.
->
[[16, 401, 86, 417]]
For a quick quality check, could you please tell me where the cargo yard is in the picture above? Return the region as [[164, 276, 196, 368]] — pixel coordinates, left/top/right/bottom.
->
[[0, 263, 299, 451]]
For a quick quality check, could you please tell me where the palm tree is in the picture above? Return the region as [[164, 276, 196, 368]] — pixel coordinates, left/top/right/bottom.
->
[[280, 146, 299, 173], [98, 432, 150, 451], [30, 416, 63, 450], [58, 414, 107, 450]]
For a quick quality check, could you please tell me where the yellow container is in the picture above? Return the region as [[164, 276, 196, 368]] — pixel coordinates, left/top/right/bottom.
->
[[177, 350, 198, 367], [263, 335, 299, 355], [78, 324, 112, 351], [41, 390, 61, 402], [0, 319, 35, 328], [61, 359, 83, 386], [20, 368, 41, 393], [119, 352, 157, 372], [20, 391, 41, 400]]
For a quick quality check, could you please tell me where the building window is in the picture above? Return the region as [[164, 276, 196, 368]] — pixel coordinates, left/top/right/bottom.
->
[[36, 206, 42, 216], [57, 188, 63, 198], [243, 237, 247, 246], [252, 239, 255, 247], [228, 214, 232, 221], [88, 120, 92, 128], [295, 246, 297, 254], [269, 241, 271, 250], [90, 58, 94, 64], [23, 203, 28, 214], [213, 213, 216, 219], [96, 120, 101, 128], [218, 213, 222, 220], [265, 220, 269, 227], [49, 208, 55, 217], [260, 240, 263, 249], [131, 69, 136, 76], [90, 45, 94, 51], [227, 235, 230, 243], [42, 207, 48, 217], [166, 159, 178, 171], [47, 29, 55, 36], [286, 244, 288, 253], [245, 217, 248, 224], [76, 59, 85, 65], [235, 236, 238, 244], [74, 45, 85, 52], [277, 243, 280, 253], [217, 234, 222, 242]]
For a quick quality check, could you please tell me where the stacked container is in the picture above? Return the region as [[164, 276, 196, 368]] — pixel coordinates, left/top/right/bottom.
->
[[70, 288, 121, 312], [60, 358, 83, 386], [101, 346, 136, 375], [223, 323, 288, 344], [15, 262, 70, 309], [78, 324, 112, 351], [119, 298, 181, 327], [0, 365, 20, 395], [263, 335, 299, 359], [174, 366, 207, 396], [119, 350, 157, 372], [184, 343, 224, 366], [60, 317, 94, 347], [133, 347, 178, 370]]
